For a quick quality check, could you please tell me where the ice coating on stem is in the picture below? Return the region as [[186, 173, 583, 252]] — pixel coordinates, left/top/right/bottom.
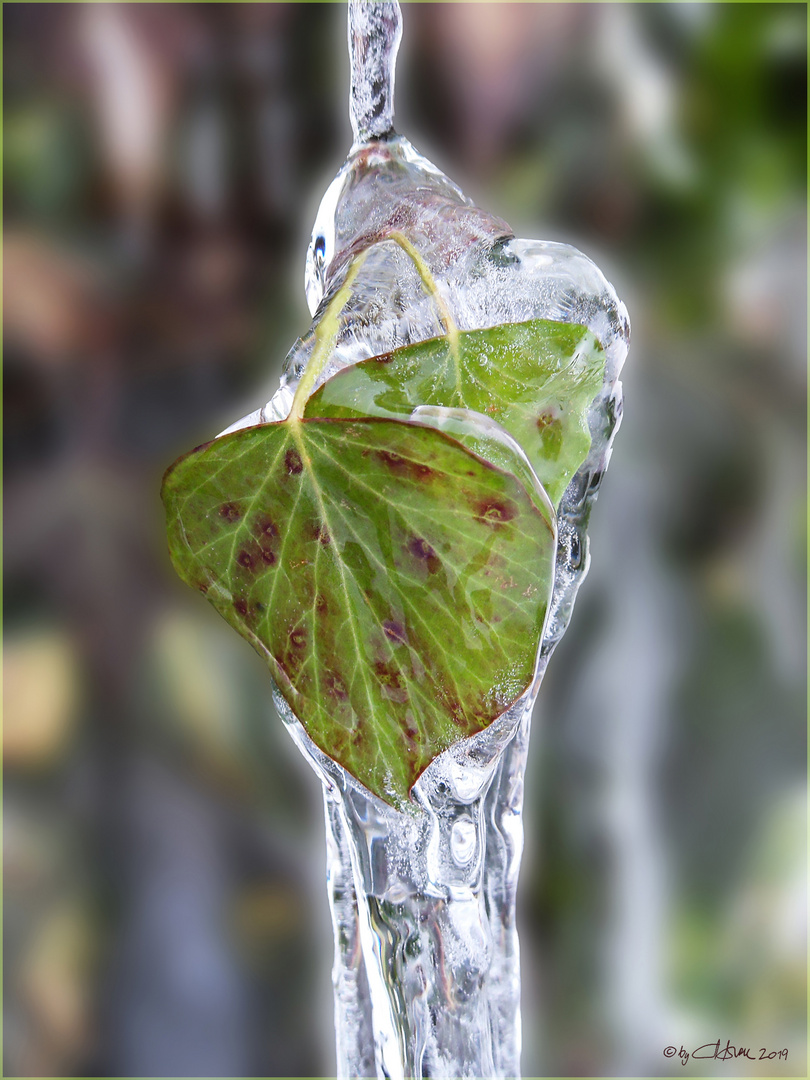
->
[[349, 0, 401, 145], [301, 135, 511, 328]]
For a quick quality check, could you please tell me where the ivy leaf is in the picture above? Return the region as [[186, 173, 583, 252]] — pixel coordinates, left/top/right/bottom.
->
[[162, 416, 555, 808], [305, 318, 605, 507]]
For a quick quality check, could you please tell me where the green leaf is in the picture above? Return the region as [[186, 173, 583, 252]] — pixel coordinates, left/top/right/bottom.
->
[[305, 319, 606, 507], [162, 416, 556, 808]]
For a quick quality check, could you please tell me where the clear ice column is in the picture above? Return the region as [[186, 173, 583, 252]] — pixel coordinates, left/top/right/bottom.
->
[[318, 694, 534, 1080]]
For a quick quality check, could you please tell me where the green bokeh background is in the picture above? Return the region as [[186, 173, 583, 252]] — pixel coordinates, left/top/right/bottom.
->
[[4, 3, 806, 1077]]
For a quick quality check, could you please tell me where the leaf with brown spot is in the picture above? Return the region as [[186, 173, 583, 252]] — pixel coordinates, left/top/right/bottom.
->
[[162, 415, 555, 808], [305, 318, 605, 507]]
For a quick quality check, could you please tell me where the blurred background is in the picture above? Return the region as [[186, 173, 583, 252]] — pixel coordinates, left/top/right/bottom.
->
[[3, 3, 806, 1077]]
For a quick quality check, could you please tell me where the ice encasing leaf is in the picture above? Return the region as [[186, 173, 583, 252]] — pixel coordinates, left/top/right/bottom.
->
[[306, 318, 605, 508], [162, 417, 555, 807]]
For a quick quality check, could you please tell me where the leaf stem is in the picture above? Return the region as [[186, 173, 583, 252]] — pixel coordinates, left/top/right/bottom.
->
[[387, 231, 462, 393], [290, 251, 370, 422]]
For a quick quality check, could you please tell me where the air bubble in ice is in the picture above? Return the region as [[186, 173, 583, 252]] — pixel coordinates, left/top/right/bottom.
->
[[386, 880, 409, 905], [450, 817, 476, 867]]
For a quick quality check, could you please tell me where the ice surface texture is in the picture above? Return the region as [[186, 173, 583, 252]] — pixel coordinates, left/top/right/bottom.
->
[[221, 2, 629, 1077]]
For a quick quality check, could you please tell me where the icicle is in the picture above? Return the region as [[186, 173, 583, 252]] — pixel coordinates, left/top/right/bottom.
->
[[348, 0, 402, 144]]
